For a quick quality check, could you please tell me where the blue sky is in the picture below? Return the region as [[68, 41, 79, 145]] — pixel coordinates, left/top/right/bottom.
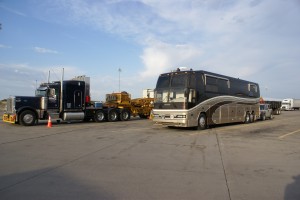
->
[[0, 0, 300, 101]]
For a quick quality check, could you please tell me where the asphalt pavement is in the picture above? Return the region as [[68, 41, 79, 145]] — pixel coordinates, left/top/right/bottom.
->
[[0, 111, 300, 200]]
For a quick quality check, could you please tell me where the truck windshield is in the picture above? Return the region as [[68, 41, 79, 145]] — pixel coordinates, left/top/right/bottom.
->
[[35, 87, 47, 97]]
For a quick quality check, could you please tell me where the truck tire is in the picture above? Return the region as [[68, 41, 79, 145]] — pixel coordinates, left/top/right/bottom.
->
[[19, 110, 36, 126], [120, 109, 130, 121], [198, 113, 207, 130], [269, 113, 274, 120], [94, 110, 106, 122], [108, 109, 118, 122], [261, 114, 266, 121], [244, 113, 251, 124]]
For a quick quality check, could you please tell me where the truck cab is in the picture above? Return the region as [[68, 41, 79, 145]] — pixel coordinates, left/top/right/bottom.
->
[[259, 104, 273, 120], [3, 79, 87, 126]]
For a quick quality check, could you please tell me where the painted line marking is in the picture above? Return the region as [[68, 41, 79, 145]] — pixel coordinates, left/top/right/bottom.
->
[[278, 129, 300, 139]]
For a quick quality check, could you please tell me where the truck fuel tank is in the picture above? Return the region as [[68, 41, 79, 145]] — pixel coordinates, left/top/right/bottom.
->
[[41, 97, 48, 110], [63, 112, 85, 121]]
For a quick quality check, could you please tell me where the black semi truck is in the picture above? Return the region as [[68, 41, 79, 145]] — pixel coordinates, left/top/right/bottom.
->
[[3, 75, 134, 126]]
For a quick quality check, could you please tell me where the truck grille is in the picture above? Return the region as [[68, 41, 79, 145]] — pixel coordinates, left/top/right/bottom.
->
[[6, 97, 15, 113]]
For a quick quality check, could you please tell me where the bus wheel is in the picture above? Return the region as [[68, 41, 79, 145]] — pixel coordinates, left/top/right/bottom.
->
[[108, 109, 118, 122], [198, 113, 207, 130], [94, 110, 106, 122], [120, 109, 131, 121], [20, 110, 36, 126], [244, 113, 251, 124], [250, 112, 255, 123]]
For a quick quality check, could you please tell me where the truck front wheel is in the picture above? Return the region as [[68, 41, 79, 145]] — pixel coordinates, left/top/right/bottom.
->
[[19, 110, 36, 126]]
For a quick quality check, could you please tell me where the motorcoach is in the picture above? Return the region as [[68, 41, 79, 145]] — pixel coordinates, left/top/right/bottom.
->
[[152, 68, 260, 129]]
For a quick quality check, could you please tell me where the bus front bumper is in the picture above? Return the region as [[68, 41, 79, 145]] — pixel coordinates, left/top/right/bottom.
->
[[152, 114, 188, 127]]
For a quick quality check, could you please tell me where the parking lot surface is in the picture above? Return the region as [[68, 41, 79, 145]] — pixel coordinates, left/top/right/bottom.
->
[[0, 111, 300, 200]]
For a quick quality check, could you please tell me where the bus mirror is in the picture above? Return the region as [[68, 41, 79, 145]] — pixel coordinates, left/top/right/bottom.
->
[[184, 89, 189, 97], [189, 89, 196, 103]]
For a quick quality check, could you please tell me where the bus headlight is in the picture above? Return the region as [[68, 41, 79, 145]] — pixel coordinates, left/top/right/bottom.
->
[[175, 115, 186, 119]]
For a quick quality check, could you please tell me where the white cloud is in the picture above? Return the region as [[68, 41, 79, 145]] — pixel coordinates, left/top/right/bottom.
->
[[140, 40, 203, 78], [34, 47, 59, 54], [21, 0, 300, 98]]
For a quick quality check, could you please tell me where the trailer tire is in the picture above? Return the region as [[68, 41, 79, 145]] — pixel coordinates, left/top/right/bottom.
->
[[120, 109, 130, 121], [198, 113, 207, 130], [94, 110, 106, 122], [19, 110, 36, 126], [108, 109, 118, 122]]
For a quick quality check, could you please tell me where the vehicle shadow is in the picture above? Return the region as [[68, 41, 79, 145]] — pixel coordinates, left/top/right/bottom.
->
[[284, 175, 300, 200]]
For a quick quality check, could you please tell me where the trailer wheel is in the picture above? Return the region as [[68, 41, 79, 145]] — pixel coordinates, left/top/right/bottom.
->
[[108, 109, 118, 122], [120, 109, 130, 121], [19, 110, 36, 126], [244, 112, 251, 124], [198, 113, 207, 130], [94, 110, 106, 122]]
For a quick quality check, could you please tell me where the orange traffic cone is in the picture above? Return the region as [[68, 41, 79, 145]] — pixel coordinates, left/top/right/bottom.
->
[[47, 116, 52, 128]]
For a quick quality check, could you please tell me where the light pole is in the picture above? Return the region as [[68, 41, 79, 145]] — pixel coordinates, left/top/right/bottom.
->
[[118, 68, 122, 92]]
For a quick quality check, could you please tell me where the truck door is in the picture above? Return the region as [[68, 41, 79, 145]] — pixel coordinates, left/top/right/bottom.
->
[[74, 90, 82, 108], [48, 88, 59, 109]]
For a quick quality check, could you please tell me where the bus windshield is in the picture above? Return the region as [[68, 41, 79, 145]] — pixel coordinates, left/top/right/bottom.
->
[[155, 88, 187, 103], [156, 73, 188, 88]]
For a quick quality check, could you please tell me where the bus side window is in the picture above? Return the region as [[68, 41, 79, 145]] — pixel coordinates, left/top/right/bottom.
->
[[205, 76, 218, 92], [218, 79, 229, 94], [248, 84, 258, 97]]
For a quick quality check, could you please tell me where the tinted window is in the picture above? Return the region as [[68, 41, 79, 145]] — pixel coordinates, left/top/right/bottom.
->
[[218, 79, 229, 94], [171, 74, 187, 87], [190, 73, 196, 88], [249, 83, 260, 98], [206, 76, 217, 85], [206, 76, 218, 92], [156, 75, 170, 88]]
